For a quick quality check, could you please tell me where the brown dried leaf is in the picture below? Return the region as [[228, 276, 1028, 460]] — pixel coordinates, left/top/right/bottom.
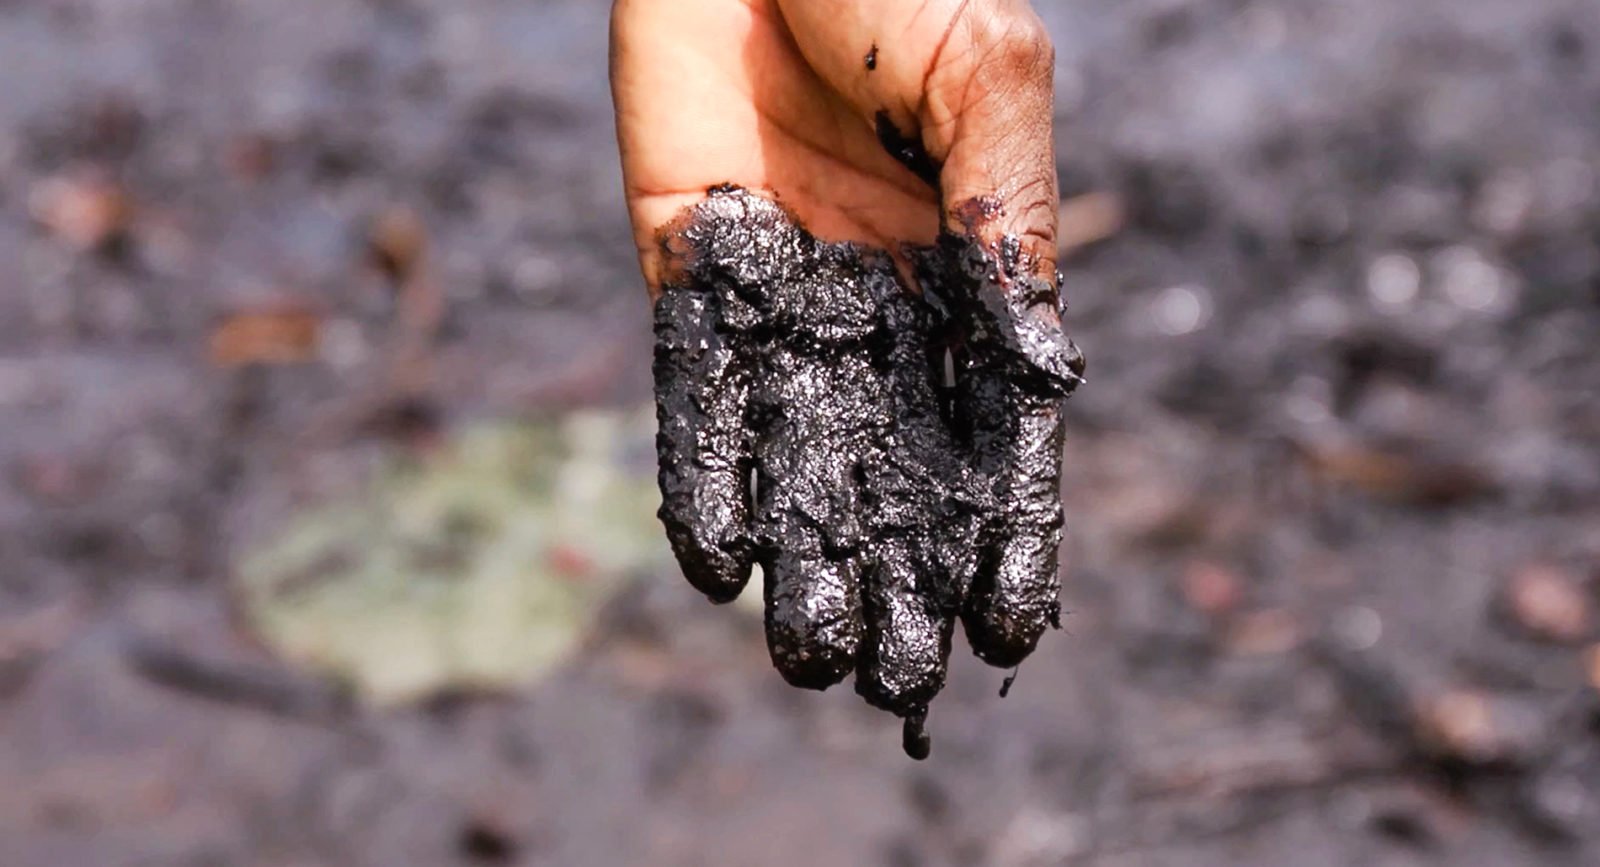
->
[[1300, 441, 1492, 506], [1413, 689, 1543, 766], [1179, 559, 1244, 618], [1415, 690, 1496, 761], [29, 172, 131, 251], [1502, 563, 1592, 644], [366, 206, 428, 284], [1224, 608, 1301, 656], [208, 306, 321, 367]]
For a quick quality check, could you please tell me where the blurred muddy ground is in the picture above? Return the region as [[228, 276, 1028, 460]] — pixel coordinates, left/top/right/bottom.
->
[[3, 0, 1600, 865]]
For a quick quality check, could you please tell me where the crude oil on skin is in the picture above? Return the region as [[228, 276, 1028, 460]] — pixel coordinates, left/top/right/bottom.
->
[[651, 187, 1083, 758], [872, 111, 941, 189]]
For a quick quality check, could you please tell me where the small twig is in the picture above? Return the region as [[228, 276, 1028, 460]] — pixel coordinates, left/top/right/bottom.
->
[[124, 638, 351, 722]]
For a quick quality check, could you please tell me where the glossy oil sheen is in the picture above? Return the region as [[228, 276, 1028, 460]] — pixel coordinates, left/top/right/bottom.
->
[[651, 187, 1084, 758]]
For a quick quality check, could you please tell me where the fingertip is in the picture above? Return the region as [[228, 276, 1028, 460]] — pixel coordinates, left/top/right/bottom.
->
[[855, 553, 954, 715], [961, 531, 1061, 668], [659, 509, 754, 604], [764, 551, 863, 690], [655, 454, 756, 603]]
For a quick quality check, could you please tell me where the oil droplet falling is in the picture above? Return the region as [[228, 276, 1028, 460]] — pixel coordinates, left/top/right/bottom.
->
[[902, 710, 931, 760]]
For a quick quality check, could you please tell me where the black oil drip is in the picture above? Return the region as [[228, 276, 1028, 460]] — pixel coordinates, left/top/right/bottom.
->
[[873, 111, 940, 188], [651, 187, 1083, 758], [999, 666, 1020, 698], [902, 708, 931, 761]]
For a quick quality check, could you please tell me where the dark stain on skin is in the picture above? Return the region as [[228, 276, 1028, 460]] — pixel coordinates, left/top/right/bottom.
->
[[650, 186, 1083, 758], [950, 195, 1006, 235], [873, 110, 941, 189], [865, 43, 878, 71]]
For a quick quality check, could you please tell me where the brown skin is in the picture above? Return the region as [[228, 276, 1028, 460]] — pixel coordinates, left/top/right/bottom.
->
[[610, 0, 1059, 296]]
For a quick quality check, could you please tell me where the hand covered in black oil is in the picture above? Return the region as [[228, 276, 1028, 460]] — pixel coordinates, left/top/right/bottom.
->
[[652, 188, 1083, 759]]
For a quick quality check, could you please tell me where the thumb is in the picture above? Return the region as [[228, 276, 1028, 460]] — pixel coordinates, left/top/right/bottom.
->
[[774, 0, 1060, 280], [922, 5, 1060, 282]]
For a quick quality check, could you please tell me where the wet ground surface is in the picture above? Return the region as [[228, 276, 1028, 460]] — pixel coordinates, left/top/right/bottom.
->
[[3, 0, 1600, 864]]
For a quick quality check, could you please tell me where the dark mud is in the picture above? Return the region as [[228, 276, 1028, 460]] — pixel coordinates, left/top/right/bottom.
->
[[652, 187, 1082, 756]]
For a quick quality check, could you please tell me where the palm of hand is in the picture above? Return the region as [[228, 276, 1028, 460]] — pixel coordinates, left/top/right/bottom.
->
[[613, 0, 940, 290], [613, 0, 1059, 290]]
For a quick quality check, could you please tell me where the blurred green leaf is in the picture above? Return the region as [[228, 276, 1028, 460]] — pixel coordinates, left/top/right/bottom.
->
[[236, 408, 667, 705]]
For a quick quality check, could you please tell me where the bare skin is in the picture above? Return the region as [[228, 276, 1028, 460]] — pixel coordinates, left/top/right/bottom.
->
[[611, 0, 1060, 294]]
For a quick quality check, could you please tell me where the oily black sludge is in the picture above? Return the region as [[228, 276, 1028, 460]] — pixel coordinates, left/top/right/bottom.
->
[[651, 186, 1084, 758]]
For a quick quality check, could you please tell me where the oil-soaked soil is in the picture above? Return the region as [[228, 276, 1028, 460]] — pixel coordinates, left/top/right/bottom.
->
[[4, 0, 1600, 865]]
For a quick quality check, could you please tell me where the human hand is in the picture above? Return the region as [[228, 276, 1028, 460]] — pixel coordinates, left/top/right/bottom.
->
[[612, 0, 1083, 757]]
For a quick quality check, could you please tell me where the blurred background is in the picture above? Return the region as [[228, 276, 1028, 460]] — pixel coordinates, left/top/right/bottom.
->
[[3, 0, 1599, 864]]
